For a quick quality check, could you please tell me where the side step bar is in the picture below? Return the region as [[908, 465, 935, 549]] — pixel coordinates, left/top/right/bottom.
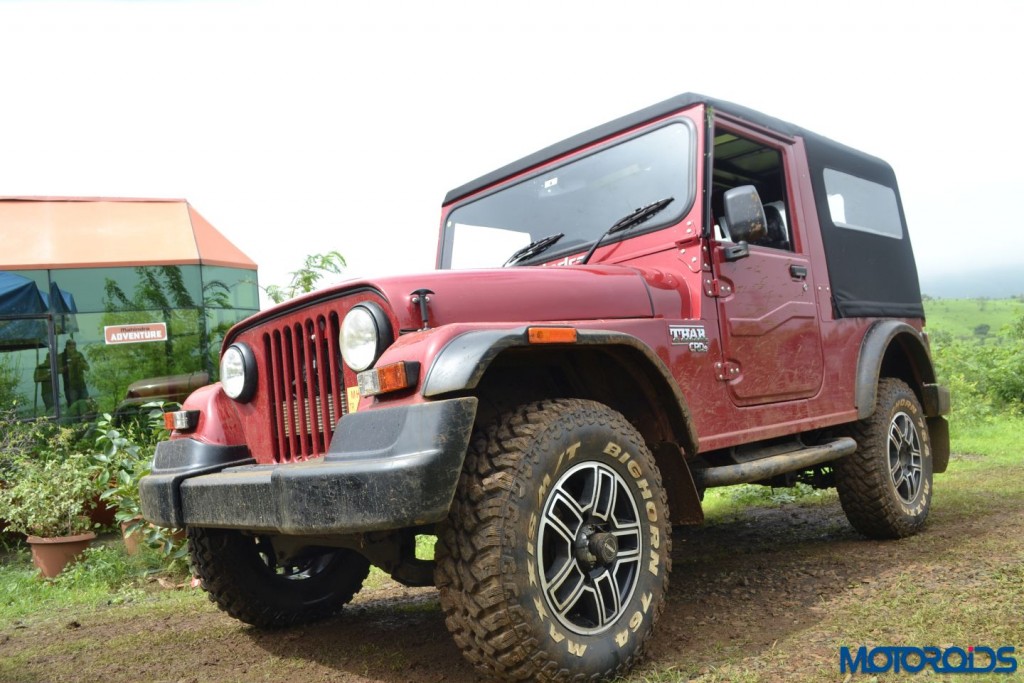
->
[[692, 437, 856, 488]]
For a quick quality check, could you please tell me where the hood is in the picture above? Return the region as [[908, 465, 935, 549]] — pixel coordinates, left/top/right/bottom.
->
[[244, 265, 656, 333]]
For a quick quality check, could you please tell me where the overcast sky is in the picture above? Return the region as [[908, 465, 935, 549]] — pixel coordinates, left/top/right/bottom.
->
[[1, 0, 1019, 304]]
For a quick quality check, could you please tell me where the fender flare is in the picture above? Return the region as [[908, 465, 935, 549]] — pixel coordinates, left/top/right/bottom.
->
[[422, 326, 699, 460], [854, 320, 937, 419]]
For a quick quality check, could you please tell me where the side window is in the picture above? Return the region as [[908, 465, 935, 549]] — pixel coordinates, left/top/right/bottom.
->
[[711, 130, 793, 251], [823, 168, 903, 239]]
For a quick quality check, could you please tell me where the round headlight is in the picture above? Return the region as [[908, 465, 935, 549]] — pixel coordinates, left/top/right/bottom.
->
[[220, 343, 256, 402], [341, 303, 391, 372]]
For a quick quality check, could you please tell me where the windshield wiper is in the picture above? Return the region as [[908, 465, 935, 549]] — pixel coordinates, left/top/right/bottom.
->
[[503, 232, 564, 267], [579, 196, 675, 265]]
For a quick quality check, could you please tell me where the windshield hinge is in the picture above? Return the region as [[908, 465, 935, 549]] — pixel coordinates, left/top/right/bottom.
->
[[703, 278, 733, 298]]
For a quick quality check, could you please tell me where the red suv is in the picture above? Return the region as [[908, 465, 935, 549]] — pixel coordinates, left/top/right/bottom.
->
[[142, 93, 950, 682]]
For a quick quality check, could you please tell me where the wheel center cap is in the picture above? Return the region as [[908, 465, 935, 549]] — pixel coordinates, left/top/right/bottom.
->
[[589, 532, 619, 565]]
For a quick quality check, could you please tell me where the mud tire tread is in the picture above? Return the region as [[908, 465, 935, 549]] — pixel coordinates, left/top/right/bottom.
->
[[834, 378, 932, 539], [189, 526, 370, 628], [435, 398, 670, 682]]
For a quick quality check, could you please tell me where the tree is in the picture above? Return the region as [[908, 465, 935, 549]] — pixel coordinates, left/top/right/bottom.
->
[[86, 266, 205, 413], [264, 251, 347, 304]]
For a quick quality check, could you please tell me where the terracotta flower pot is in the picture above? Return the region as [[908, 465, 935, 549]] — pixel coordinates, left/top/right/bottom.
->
[[121, 519, 143, 556], [26, 532, 97, 578]]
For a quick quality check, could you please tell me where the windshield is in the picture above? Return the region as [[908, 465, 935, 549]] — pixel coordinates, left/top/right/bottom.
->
[[440, 120, 696, 269]]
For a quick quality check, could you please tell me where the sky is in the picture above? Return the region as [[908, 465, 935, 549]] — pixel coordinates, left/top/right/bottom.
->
[[1, 0, 1020, 305]]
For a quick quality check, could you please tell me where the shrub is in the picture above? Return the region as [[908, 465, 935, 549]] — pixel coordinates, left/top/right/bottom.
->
[[90, 405, 187, 567], [930, 313, 1024, 425], [0, 452, 99, 537]]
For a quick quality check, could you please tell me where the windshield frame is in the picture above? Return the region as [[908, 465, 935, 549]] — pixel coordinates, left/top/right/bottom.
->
[[439, 117, 698, 270]]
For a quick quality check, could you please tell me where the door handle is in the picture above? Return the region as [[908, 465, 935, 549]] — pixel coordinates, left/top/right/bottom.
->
[[789, 265, 808, 280]]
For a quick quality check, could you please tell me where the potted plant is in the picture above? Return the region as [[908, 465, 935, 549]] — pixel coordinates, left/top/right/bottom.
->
[[0, 452, 101, 577], [91, 405, 185, 556], [97, 451, 148, 555]]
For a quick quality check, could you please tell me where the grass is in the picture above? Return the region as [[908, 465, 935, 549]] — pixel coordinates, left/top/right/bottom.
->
[[0, 536, 194, 626], [702, 482, 836, 520], [944, 417, 1022, 461], [924, 297, 1024, 339]]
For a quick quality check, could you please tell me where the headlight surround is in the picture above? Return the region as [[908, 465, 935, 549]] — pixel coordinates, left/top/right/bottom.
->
[[220, 342, 257, 402], [341, 302, 393, 372]]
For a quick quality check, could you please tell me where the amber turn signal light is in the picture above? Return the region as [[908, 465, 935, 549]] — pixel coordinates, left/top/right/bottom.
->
[[527, 327, 578, 344], [357, 361, 421, 397]]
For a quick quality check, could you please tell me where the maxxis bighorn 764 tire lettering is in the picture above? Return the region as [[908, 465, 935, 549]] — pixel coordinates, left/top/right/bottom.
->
[[435, 398, 672, 682], [189, 526, 370, 628], [835, 378, 933, 539]]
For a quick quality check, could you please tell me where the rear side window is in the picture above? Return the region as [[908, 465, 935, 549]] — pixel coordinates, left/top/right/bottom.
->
[[823, 168, 903, 239]]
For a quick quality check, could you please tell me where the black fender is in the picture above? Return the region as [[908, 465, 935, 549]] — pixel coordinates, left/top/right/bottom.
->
[[855, 320, 951, 473], [422, 327, 703, 523], [855, 321, 944, 418]]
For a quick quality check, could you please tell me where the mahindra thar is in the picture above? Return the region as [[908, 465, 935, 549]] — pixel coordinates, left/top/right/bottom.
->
[[141, 93, 950, 682]]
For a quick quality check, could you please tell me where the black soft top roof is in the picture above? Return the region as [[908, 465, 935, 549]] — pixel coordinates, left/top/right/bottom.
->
[[445, 93, 923, 320], [444, 93, 886, 205]]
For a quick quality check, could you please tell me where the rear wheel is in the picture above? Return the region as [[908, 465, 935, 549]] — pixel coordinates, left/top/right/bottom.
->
[[189, 527, 370, 627], [835, 378, 933, 539], [435, 399, 671, 682]]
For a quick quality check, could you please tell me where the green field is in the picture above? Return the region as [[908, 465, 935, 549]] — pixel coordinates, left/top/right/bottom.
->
[[924, 297, 1024, 339]]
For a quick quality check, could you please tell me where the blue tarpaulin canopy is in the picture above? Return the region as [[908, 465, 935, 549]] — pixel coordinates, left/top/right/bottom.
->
[[43, 280, 79, 334], [0, 272, 48, 349], [0, 273, 80, 348], [0, 272, 46, 315]]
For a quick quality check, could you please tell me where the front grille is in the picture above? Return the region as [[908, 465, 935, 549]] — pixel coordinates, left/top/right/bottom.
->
[[262, 312, 347, 462]]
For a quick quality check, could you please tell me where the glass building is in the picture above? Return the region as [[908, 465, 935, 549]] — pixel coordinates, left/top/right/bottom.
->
[[0, 198, 259, 420]]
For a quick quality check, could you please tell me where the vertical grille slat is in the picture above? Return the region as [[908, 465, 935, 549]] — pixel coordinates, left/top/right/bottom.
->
[[264, 332, 284, 460], [326, 312, 346, 427], [262, 310, 349, 463], [302, 320, 323, 454], [284, 326, 301, 459], [290, 322, 311, 457], [314, 316, 333, 439]]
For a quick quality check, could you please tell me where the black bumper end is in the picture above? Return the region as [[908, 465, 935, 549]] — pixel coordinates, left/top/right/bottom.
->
[[140, 397, 478, 534]]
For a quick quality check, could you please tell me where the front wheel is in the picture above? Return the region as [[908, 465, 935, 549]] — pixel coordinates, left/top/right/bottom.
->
[[835, 378, 933, 539], [189, 527, 370, 627], [435, 399, 671, 682]]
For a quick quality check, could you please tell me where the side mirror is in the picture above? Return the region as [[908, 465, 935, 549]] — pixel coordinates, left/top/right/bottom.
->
[[723, 185, 767, 244]]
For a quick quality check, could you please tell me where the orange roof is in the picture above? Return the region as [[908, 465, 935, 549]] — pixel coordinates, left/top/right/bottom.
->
[[0, 197, 256, 270]]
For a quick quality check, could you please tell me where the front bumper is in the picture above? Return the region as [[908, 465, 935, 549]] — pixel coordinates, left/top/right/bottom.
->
[[140, 397, 478, 534]]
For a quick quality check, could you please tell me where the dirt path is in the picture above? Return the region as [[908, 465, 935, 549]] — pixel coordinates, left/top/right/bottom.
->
[[2, 475, 1022, 682]]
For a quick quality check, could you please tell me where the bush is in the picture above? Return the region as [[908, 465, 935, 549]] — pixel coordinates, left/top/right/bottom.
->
[[0, 409, 100, 537], [0, 403, 186, 570], [931, 313, 1024, 425], [0, 453, 99, 537], [90, 406, 187, 566]]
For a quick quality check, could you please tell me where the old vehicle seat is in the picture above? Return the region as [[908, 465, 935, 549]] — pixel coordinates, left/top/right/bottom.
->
[[761, 204, 790, 250]]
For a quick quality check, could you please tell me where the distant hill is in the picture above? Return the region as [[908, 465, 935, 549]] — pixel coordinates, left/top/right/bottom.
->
[[924, 298, 1024, 339], [920, 265, 1024, 299]]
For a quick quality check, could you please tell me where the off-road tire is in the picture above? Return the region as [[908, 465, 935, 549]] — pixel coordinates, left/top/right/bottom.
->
[[189, 526, 370, 627], [435, 399, 671, 682], [835, 378, 933, 539]]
